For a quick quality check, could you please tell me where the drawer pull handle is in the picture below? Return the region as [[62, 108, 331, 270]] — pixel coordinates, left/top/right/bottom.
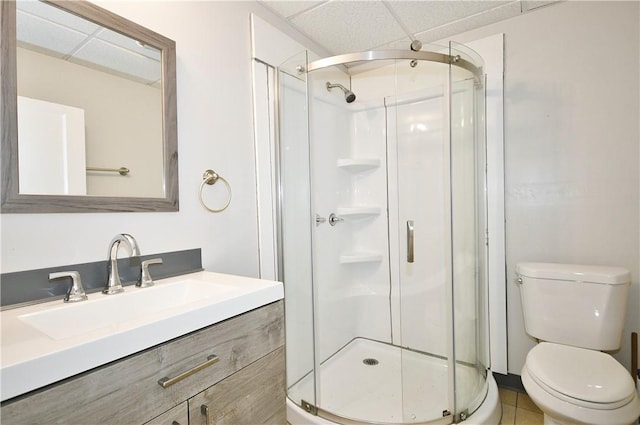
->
[[201, 404, 211, 425], [157, 355, 219, 388]]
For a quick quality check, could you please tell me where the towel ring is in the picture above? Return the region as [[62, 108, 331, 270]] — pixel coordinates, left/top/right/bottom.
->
[[199, 169, 232, 213]]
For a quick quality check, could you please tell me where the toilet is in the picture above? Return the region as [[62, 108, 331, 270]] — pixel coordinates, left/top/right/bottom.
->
[[516, 262, 640, 425]]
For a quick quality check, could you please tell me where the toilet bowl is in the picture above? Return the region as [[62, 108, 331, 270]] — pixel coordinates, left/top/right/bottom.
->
[[516, 262, 640, 425], [521, 342, 640, 425]]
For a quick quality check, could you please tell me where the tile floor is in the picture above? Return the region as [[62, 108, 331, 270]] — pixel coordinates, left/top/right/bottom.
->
[[499, 388, 544, 425]]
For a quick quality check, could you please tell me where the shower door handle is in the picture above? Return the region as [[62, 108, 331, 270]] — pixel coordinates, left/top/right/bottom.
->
[[407, 220, 414, 263]]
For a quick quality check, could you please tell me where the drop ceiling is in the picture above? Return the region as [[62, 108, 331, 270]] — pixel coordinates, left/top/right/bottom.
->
[[260, 0, 559, 56], [16, 0, 559, 83], [16, 1, 161, 85]]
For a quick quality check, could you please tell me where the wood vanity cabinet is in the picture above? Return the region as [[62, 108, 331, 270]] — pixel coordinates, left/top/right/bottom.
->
[[1, 301, 285, 425], [144, 402, 189, 425], [188, 347, 285, 425]]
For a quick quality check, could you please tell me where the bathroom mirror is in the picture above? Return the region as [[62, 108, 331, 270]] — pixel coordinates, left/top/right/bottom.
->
[[1, 0, 178, 213]]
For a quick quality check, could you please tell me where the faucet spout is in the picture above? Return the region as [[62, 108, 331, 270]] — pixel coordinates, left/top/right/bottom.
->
[[103, 233, 140, 295]]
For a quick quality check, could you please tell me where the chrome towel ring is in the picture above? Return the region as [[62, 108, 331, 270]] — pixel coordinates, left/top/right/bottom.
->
[[199, 169, 231, 213]]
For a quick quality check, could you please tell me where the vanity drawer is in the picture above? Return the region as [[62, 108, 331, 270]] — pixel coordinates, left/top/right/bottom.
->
[[144, 401, 189, 425], [189, 346, 285, 425], [0, 300, 284, 425]]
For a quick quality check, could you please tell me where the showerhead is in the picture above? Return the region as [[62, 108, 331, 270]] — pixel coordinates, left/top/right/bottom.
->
[[344, 91, 356, 103], [326, 82, 356, 104]]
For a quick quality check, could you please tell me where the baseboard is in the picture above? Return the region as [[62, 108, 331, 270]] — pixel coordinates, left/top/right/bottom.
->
[[492, 371, 525, 393]]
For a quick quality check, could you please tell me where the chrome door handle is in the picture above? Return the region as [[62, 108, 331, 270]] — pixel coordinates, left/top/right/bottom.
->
[[407, 220, 414, 263]]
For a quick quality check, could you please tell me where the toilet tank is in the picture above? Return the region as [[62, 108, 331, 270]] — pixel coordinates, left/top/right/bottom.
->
[[516, 262, 630, 350]]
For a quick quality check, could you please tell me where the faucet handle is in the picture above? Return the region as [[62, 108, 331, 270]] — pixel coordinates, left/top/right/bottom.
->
[[49, 271, 88, 303], [137, 258, 163, 288]]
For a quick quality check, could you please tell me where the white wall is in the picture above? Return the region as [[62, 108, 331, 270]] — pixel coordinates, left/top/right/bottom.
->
[[1, 1, 297, 279], [2, 0, 637, 381], [449, 1, 640, 373]]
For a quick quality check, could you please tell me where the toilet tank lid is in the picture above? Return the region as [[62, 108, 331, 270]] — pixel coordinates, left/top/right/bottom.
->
[[516, 262, 630, 285]]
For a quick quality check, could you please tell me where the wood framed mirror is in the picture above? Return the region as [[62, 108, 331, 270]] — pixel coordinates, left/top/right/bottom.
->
[[1, 0, 178, 213]]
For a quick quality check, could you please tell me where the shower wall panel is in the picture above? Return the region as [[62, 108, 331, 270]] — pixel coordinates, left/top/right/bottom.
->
[[306, 93, 396, 411], [348, 107, 391, 344], [311, 94, 358, 363]]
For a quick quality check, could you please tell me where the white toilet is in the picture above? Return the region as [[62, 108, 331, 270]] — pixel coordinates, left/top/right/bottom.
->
[[516, 262, 640, 425]]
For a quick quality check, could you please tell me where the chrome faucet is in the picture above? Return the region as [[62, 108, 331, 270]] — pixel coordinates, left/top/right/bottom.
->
[[103, 233, 140, 295]]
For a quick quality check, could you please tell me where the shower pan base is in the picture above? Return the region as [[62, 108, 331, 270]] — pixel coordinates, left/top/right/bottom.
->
[[287, 338, 501, 425]]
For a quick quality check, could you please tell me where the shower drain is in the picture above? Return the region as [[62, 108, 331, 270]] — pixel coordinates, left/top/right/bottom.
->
[[362, 358, 379, 366]]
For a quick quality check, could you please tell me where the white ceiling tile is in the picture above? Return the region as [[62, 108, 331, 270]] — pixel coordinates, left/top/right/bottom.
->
[[16, 1, 160, 84], [263, 0, 563, 57], [72, 39, 161, 84], [377, 36, 413, 51], [262, 1, 326, 18], [413, 1, 522, 43], [291, 1, 408, 54], [17, 0, 100, 35], [17, 11, 88, 57], [96, 28, 162, 61], [386, 1, 512, 35]]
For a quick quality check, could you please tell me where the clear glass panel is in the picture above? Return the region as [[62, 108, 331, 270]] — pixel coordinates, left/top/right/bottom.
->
[[278, 50, 317, 411], [448, 41, 488, 419], [280, 43, 486, 425], [306, 60, 397, 422], [387, 59, 453, 423]]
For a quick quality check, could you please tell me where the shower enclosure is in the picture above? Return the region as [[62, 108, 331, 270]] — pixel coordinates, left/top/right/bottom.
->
[[278, 42, 495, 425]]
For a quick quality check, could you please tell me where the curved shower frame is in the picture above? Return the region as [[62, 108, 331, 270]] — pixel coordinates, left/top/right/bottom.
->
[[306, 49, 483, 80], [279, 44, 491, 425]]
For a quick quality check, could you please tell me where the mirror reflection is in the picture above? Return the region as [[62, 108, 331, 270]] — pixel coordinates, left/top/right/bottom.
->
[[16, 0, 164, 198]]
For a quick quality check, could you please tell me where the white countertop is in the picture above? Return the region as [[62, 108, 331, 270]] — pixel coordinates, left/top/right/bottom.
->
[[0, 271, 283, 401]]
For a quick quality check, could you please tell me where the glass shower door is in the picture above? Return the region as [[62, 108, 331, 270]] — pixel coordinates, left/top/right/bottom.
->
[[304, 61, 395, 423], [388, 77, 453, 423], [279, 44, 488, 424], [278, 51, 318, 414], [449, 42, 488, 420]]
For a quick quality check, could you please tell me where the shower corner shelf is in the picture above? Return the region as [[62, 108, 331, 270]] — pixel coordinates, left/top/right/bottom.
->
[[336, 158, 380, 173], [339, 252, 383, 264], [336, 206, 381, 219]]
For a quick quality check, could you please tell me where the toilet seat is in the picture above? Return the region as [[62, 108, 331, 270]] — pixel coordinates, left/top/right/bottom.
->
[[526, 342, 636, 410]]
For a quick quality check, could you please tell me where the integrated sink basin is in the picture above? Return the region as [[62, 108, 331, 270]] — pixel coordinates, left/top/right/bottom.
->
[[1, 271, 283, 401], [19, 279, 239, 340]]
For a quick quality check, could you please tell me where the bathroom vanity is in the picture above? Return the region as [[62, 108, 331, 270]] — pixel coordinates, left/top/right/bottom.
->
[[0, 272, 285, 424]]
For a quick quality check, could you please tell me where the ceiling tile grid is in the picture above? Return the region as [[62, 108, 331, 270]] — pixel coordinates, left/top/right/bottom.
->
[[96, 28, 162, 61], [16, 1, 160, 84], [264, 0, 327, 18], [385, 1, 512, 35], [261, 0, 560, 56], [17, 10, 88, 58], [72, 38, 161, 83], [17, 0, 99, 34], [407, 1, 523, 47]]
